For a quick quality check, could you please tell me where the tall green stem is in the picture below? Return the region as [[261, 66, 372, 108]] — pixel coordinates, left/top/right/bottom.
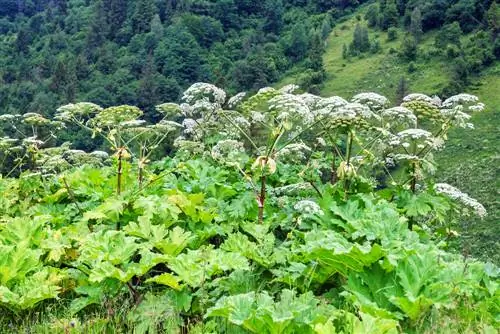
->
[[258, 175, 267, 224], [343, 131, 354, 199]]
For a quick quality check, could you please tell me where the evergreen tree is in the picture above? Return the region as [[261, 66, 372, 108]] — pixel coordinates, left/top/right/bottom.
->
[[150, 14, 164, 41], [400, 34, 417, 60], [380, 0, 398, 30], [307, 30, 325, 73], [321, 15, 332, 39], [487, 1, 499, 41], [107, 0, 128, 40], [263, 0, 284, 34], [132, 0, 157, 34], [409, 7, 423, 42], [365, 5, 379, 28], [86, 0, 108, 51], [350, 23, 370, 54], [286, 23, 308, 61], [395, 76, 409, 104], [342, 43, 349, 59]]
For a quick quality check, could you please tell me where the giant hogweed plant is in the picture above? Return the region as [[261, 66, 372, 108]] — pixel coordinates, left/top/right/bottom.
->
[[55, 103, 182, 195], [166, 83, 486, 229]]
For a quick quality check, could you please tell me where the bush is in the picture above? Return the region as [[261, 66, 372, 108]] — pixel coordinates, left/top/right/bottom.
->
[[387, 27, 398, 41]]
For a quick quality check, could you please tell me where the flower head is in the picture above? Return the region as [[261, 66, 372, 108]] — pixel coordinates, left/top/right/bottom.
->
[[434, 183, 487, 218]]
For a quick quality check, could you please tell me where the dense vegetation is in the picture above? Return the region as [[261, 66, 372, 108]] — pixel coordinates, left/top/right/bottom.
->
[[0, 83, 498, 332], [0, 0, 498, 332]]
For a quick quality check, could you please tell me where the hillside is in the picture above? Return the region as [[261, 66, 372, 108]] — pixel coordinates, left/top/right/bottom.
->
[[280, 3, 499, 262]]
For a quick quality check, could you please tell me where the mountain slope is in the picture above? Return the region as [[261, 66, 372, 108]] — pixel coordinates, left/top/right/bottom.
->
[[280, 6, 499, 262]]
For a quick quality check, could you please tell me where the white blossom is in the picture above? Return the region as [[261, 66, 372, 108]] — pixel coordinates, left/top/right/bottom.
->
[[434, 183, 487, 218], [120, 120, 147, 128], [293, 200, 324, 216], [182, 118, 198, 135], [182, 82, 226, 105], [351, 92, 389, 110], [279, 84, 300, 94], [227, 92, 247, 108], [403, 93, 439, 105], [22, 137, 44, 146], [211, 139, 245, 165], [382, 106, 417, 126], [298, 93, 322, 108], [273, 183, 313, 196], [442, 94, 479, 108], [89, 151, 109, 159], [250, 111, 266, 123], [0, 114, 20, 123], [258, 87, 276, 94], [276, 143, 311, 162], [270, 94, 314, 125]]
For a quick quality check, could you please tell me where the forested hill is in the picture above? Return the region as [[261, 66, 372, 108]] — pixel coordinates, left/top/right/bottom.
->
[[0, 0, 498, 117], [0, 0, 364, 115]]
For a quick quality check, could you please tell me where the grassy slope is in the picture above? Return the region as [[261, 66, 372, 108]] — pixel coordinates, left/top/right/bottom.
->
[[281, 11, 499, 262]]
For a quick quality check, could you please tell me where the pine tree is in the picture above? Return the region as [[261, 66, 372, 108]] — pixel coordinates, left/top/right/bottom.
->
[[263, 0, 284, 34], [381, 0, 398, 30], [351, 23, 370, 53], [395, 76, 409, 104], [409, 7, 423, 42], [487, 2, 499, 40], [307, 30, 325, 73], [321, 15, 332, 39], [132, 0, 157, 34], [107, 0, 128, 40]]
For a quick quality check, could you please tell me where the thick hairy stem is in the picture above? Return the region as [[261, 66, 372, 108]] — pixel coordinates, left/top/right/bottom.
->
[[117, 150, 123, 195], [408, 161, 418, 230], [138, 166, 144, 189], [343, 131, 353, 200], [62, 177, 83, 216], [331, 147, 338, 185], [258, 175, 267, 224], [116, 150, 123, 230]]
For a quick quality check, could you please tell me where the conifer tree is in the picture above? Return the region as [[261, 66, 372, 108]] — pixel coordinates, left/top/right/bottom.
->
[[132, 0, 157, 34], [409, 7, 423, 42]]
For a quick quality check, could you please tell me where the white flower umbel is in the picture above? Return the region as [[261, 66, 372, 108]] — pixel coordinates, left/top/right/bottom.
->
[[0, 114, 20, 123], [270, 94, 314, 125], [440, 107, 474, 129], [273, 183, 313, 196], [403, 93, 439, 105], [89, 151, 109, 160], [182, 82, 226, 105], [298, 93, 322, 108], [351, 92, 389, 110], [293, 200, 324, 216], [279, 84, 300, 94], [382, 106, 417, 127], [155, 103, 182, 117], [119, 120, 147, 128], [442, 94, 479, 108], [22, 137, 44, 146], [275, 143, 312, 163], [313, 96, 349, 117], [182, 118, 198, 135], [227, 92, 247, 108], [211, 139, 245, 165], [389, 129, 443, 150], [434, 183, 487, 218], [55, 102, 102, 121]]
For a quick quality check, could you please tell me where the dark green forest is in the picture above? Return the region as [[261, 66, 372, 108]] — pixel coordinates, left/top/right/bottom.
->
[[0, 0, 498, 120]]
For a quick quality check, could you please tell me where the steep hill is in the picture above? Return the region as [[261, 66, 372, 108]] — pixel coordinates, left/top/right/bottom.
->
[[280, 3, 499, 262]]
